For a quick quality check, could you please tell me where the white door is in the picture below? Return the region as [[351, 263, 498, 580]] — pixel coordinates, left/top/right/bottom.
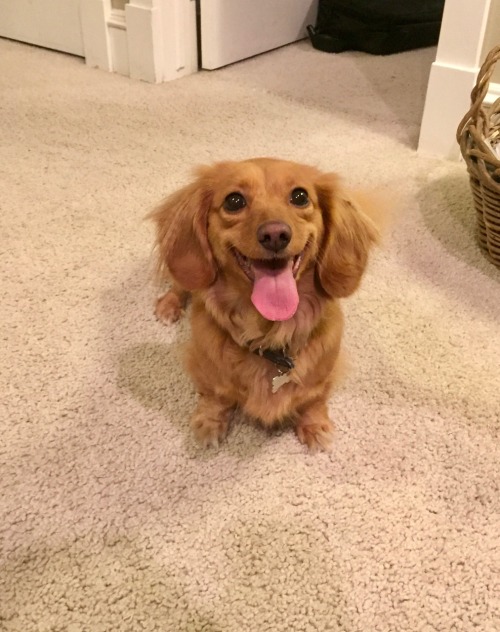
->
[[200, 0, 318, 70], [0, 0, 85, 56]]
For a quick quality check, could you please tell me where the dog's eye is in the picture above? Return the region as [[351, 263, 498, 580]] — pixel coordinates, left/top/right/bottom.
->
[[290, 188, 309, 207], [223, 192, 247, 212]]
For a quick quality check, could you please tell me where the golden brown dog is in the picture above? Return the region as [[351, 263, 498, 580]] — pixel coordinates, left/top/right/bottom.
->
[[150, 158, 381, 450]]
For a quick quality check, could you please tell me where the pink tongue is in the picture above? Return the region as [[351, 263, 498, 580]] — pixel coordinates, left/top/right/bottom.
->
[[251, 260, 299, 321]]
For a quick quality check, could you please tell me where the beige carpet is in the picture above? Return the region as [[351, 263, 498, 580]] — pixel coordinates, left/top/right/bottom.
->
[[1, 37, 499, 632]]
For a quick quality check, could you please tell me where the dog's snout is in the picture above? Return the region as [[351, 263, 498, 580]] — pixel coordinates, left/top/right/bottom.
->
[[257, 221, 292, 253]]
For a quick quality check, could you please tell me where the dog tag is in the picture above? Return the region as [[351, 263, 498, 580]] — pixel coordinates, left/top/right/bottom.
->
[[272, 371, 292, 393]]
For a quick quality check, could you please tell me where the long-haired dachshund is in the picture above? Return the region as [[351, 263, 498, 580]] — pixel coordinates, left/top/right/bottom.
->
[[150, 158, 382, 450]]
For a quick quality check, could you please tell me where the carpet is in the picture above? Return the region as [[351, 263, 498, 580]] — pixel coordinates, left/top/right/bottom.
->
[[1, 38, 499, 632]]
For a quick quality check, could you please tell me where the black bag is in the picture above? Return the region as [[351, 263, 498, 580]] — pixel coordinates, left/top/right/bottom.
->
[[307, 0, 445, 56]]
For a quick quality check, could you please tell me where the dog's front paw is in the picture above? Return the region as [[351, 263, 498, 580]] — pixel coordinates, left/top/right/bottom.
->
[[154, 289, 188, 325], [295, 415, 335, 452], [190, 398, 234, 448], [191, 415, 228, 448]]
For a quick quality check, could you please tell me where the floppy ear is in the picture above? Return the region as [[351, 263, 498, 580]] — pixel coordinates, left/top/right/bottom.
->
[[315, 173, 380, 298], [149, 172, 217, 291]]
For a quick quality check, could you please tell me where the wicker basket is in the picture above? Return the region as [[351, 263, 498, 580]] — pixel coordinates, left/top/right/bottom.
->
[[457, 46, 500, 267]]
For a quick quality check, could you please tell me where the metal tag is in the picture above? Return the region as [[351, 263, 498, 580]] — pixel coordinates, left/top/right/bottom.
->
[[272, 371, 292, 393]]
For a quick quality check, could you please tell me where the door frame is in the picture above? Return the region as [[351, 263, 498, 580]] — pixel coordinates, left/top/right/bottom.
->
[[81, 0, 198, 82]]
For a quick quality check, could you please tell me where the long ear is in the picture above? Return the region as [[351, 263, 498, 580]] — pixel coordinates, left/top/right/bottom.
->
[[148, 172, 216, 291], [315, 173, 380, 298]]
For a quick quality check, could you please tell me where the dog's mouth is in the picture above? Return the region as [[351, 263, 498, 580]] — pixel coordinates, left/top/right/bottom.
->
[[233, 250, 304, 281], [232, 249, 305, 322]]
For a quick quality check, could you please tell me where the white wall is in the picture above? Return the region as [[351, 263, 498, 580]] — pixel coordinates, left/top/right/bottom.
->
[[482, 0, 500, 86]]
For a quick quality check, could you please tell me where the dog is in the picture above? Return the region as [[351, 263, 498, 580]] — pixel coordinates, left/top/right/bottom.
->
[[149, 158, 382, 450]]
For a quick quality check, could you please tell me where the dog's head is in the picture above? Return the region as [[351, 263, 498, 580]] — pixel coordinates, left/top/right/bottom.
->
[[150, 158, 380, 321]]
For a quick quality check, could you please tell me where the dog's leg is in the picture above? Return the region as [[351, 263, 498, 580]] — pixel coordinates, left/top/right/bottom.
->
[[154, 283, 190, 324], [295, 398, 335, 452], [190, 395, 235, 448]]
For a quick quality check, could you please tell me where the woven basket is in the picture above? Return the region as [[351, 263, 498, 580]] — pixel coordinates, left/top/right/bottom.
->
[[457, 45, 500, 267]]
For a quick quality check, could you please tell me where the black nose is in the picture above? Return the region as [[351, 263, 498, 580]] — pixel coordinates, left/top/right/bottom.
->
[[257, 221, 292, 253]]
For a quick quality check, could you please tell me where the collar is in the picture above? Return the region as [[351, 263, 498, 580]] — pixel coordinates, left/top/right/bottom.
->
[[253, 346, 295, 371]]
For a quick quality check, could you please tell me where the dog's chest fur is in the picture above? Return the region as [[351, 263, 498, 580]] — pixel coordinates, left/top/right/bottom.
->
[[186, 269, 343, 423]]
